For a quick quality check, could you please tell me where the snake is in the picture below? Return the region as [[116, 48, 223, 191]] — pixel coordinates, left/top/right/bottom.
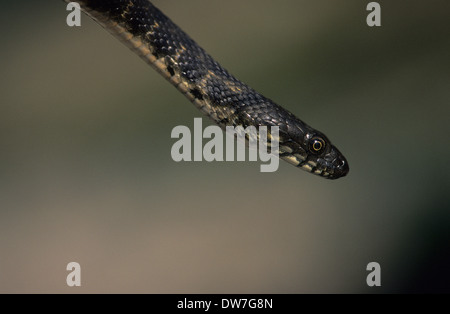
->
[[66, 0, 349, 179]]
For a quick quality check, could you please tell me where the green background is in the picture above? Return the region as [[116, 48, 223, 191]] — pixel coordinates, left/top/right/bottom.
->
[[0, 0, 449, 293]]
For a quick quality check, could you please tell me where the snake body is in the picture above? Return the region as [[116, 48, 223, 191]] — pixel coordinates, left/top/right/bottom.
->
[[67, 0, 349, 179]]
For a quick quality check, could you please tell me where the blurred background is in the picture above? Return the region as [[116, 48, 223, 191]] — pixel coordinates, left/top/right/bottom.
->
[[0, 0, 449, 293]]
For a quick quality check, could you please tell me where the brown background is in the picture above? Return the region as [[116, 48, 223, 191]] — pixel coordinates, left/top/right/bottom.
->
[[0, 0, 449, 293]]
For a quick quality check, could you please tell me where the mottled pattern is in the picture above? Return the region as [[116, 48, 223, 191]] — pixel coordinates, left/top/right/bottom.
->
[[69, 0, 349, 179]]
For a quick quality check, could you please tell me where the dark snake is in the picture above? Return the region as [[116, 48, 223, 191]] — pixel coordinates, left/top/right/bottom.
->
[[66, 0, 349, 179]]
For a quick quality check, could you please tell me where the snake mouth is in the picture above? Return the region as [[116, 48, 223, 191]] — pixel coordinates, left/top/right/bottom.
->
[[293, 145, 349, 179], [297, 158, 348, 179], [325, 155, 349, 179], [278, 144, 349, 179], [318, 146, 349, 179]]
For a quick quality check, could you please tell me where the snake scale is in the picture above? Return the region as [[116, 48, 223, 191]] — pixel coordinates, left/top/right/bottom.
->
[[66, 0, 349, 179]]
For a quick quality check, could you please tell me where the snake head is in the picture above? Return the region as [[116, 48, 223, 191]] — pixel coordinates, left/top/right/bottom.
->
[[278, 124, 349, 179], [301, 131, 349, 179], [308, 134, 349, 179]]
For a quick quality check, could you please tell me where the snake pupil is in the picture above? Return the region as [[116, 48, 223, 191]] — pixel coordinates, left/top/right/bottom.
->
[[310, 137, 325, 154]]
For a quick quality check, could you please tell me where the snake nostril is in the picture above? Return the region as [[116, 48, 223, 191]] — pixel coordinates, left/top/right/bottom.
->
[[339, 158, 349, 175]]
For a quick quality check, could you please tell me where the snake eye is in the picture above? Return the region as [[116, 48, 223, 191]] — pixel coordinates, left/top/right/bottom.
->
[[309, 137, 326, 154]]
